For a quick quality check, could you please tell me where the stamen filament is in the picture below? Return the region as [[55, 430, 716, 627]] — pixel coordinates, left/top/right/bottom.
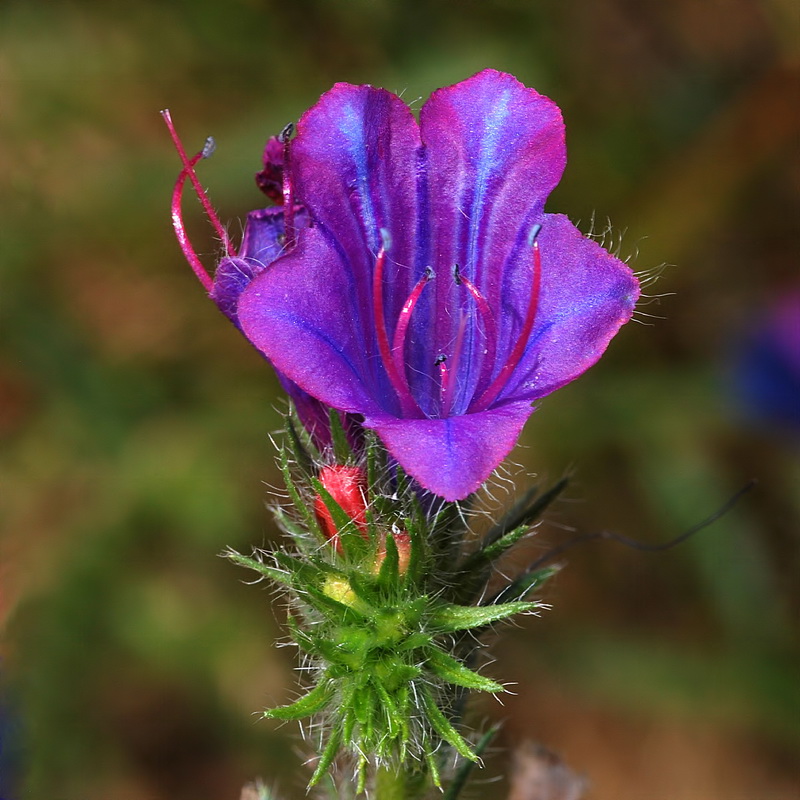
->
[[454, 265, 498, 402], [391, 268, 433, 398], [161, 109, 235, 259], [372, 238, 423, 417], [170, 154, 214, 292], [472, 225, 543, 412]]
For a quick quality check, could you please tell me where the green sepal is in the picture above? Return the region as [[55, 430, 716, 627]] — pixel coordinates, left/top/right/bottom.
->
[[328, 408, 353, 464], [426, 751, 442, 788], [419, 684, 477, 762], [461, 522, 531, 572], [279, 447, 323, 540], [426, 647, 504, 693], [284, 411, 315, 476], [264, 679, 334, 721], [482, 477, 569, 550], [488, 564, 561, 605], [309, 724, 342, 787], [272, 550, 324, 587], [224, 549, 293, 588], [376, 531, 400, 592], [311, 476, 369, 561], [271, 505, 315, 554], [428, 600, 537, 632], [442, 724, 500, 800]]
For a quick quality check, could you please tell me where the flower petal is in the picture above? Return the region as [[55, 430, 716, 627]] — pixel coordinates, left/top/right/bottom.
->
[[211, 207, 287, 326], [367, 401, 534, 501], [291, 82, 425, 324], [237, 225, 384, 416], [419, 69, 566, 396], [498, 213, 640, 403]]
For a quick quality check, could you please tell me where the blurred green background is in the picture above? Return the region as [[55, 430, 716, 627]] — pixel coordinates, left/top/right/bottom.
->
[[1, 1, 798, 798]]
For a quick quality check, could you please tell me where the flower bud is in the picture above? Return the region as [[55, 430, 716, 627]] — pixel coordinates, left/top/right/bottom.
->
[[314, 465, 368, 551]]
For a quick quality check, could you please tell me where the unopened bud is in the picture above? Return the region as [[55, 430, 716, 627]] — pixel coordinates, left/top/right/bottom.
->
[[314, 465, 368, 552]]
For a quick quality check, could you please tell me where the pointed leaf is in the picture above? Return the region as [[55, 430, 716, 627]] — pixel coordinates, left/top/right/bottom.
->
[[426, 648, 504, 693], [487, 564, 561, 605], [428, 601, 536, 632], [442, 724, 501, 800], [419, 684, 477, 762], [279, 447, 323, 540], [328, 407, 353, 464], [309, 724, 342, 787], [264, 680, 334, 721], [482, 477, 569, 549], [224, 550, 293, 588], [377, 531, 400, 591]]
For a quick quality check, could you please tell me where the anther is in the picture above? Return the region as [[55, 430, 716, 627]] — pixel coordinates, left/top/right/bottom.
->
[[279, 122, 294, 143]]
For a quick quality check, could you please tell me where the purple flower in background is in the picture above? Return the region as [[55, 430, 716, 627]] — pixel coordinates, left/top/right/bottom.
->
[[730, 289, 800, 433], [166, 70, 639, 500]]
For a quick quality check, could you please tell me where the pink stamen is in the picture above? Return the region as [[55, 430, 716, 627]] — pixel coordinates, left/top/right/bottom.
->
[[169, 153, 213, 293], [391, 267, 433, 396], [279, 123, 296, 250], [161, 109, 235, 259], [472, 225, 543, 412], [454, 266, 498, 401], [372, 235, 423, 417], [441, 312, 467, 417]]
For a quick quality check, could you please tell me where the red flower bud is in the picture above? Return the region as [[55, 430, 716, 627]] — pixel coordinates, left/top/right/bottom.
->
[[314, 465, 368, 551]]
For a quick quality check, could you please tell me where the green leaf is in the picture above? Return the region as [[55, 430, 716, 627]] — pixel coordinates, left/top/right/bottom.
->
[[328, 407, 353, 464], [279, 447, 322, 540], [442, 724, 500, 800], [488, 564, 561, 605], [264, 680, 334, 721], [419, 684, 477, 762], [482, 477, 569, 549], [284, 412, 314, 476], [309, 724, 342, 787], [428, 600, 537, 632], [461, 522, 531, 571], [224, 549, 294, 588], [377, 531, 400, 592], [426, 647, 504, 693]]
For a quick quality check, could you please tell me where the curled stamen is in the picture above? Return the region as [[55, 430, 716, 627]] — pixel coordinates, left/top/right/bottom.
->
[[372, 231, 423, 417], [279, 123, 297, 250], [472, 224, 543, 412], [161, 110, 235, 259], [453, 264, 498, 401]]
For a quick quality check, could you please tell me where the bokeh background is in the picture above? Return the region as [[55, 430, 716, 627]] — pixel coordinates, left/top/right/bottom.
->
[[1, 1, 798, 798]]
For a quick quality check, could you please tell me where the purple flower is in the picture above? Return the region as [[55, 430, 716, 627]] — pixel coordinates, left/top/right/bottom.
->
[[166, 70, 639, 500]]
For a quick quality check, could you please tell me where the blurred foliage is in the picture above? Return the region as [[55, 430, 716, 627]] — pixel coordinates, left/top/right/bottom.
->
[[1, 1, 798, 798]]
